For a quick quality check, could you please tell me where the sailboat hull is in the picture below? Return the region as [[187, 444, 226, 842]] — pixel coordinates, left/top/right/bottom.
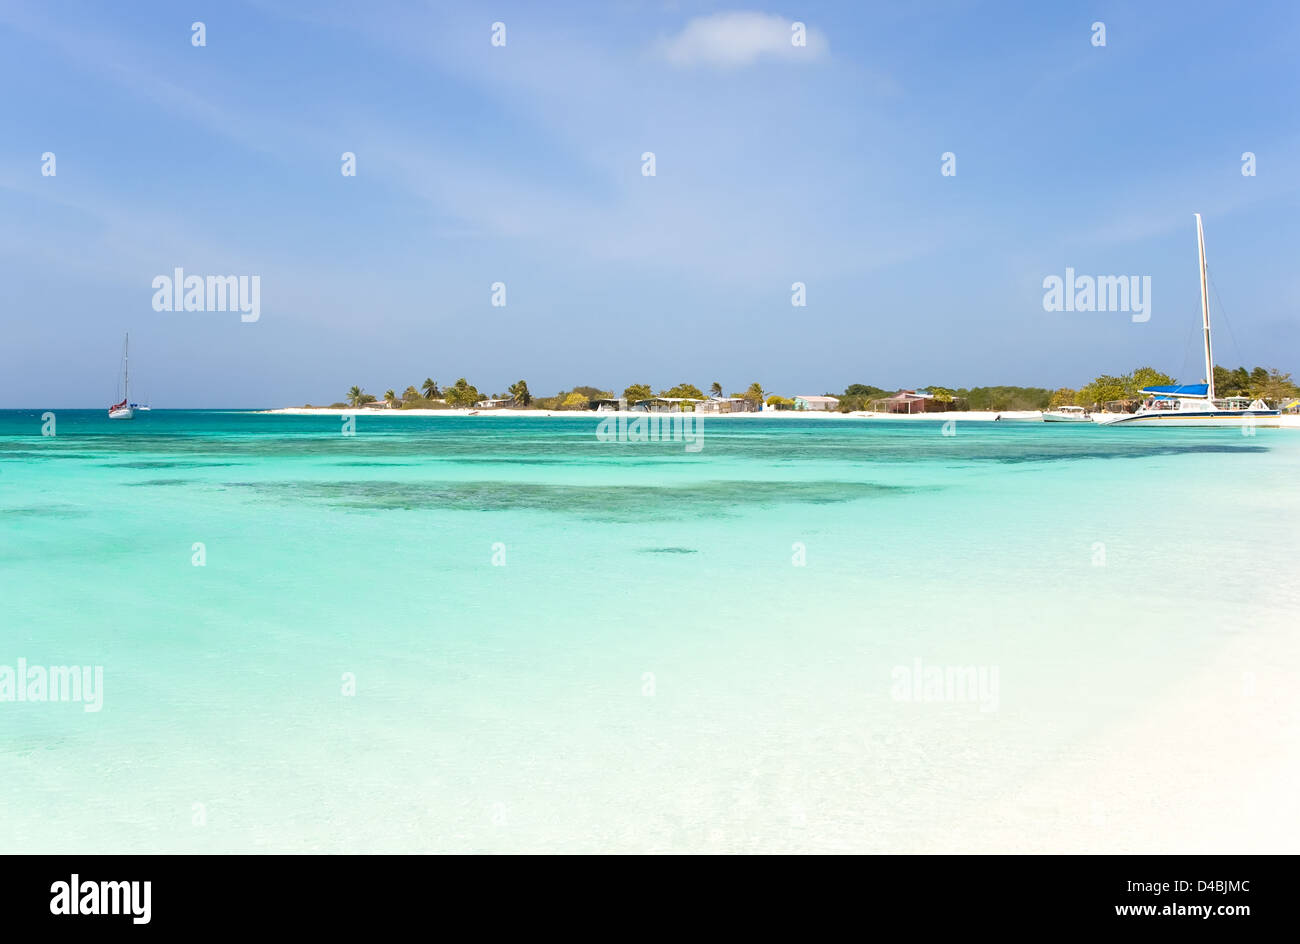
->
[[1098, 411, 1280, 427], [108, 407, 134, 420]]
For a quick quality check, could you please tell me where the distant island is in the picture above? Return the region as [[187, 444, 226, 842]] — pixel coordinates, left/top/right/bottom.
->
[[286, 364, 1300, 415]]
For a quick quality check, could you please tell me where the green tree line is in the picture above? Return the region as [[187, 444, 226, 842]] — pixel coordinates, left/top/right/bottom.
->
[[1054, 365, 1297, 409], [307, 367, 1296, 412]]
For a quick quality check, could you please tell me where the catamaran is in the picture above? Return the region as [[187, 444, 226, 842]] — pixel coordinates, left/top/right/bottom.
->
[[1098, 215, 1279, 428], [108, 333, 134, 420]]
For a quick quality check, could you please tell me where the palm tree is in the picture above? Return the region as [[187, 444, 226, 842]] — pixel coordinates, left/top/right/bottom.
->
[[508, 380, 532, 406], [384, 389, 396, 408], [347, 385, 365, 407], [710, 382, 723, 398], [422, 378, 440, 399]]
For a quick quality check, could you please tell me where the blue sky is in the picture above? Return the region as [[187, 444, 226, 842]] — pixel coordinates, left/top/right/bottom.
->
[[2, 0, 1298, 407]]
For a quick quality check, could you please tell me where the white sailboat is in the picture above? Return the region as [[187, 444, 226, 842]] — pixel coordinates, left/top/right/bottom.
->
[[108, 333, 134, 420], [1098, 215, 1279, 428]]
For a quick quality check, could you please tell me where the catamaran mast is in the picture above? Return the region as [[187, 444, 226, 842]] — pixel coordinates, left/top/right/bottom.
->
[[1195, 213, 1215, 400]]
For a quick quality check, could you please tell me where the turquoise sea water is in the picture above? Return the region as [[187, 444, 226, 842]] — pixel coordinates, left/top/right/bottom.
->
[[2, 410, 1298, 852]]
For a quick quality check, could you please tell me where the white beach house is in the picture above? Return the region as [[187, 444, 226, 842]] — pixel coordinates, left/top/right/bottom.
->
[[793, 395, 840, 411], [632, 397, 701, 413]]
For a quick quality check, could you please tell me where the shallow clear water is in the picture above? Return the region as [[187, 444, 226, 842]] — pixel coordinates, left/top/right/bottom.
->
[[2, 410, 1297, 852]]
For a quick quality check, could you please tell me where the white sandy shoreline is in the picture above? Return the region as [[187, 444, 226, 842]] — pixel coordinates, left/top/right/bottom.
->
[[260, 407, 1300, 427], [261, 407, 1040, 422], [920, 625, 1300, 854]]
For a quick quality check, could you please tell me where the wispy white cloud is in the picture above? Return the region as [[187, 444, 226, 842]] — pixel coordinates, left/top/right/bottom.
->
[[658, 11, 828, 68]]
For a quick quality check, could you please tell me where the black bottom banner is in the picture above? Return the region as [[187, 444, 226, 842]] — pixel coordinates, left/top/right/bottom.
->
[[0, 854, 1286, 932]]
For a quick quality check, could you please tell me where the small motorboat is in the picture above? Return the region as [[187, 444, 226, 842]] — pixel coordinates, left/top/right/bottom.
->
[[1043, 405, 1091, 423]]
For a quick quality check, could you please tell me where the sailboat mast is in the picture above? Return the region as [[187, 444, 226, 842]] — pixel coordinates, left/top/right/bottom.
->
[[124, 332, 129, 401], [1195, 214, 1215, 400]]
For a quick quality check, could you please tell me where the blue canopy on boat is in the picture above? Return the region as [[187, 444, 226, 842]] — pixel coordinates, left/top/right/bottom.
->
[[1141, 383, 1209, 397]]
